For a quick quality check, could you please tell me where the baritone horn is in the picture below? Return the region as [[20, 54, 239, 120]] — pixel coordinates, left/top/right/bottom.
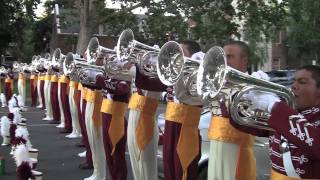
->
[[116, 28, 160, 77], [51, 48, 66, 71], [157, 41, 201, 88], [196, 46, 295, 131], [64, 52, 105, 86], [87, 37, 116, 62], [116, 28, 160, 60]]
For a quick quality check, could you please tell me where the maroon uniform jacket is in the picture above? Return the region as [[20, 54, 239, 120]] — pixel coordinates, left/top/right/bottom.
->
[[231, 101, 320, 179]]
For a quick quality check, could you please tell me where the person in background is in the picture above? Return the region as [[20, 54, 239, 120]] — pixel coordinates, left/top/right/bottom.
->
[[207, 40, 257, 180]]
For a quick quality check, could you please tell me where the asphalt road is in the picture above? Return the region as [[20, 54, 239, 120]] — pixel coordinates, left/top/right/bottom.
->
[[0, 98, 271, 180], [0, 99, 166, 180]]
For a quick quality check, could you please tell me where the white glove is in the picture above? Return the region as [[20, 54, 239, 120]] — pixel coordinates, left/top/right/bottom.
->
[[191, 51, 205, 61], [251, 70, 270, 81], [249, 92, 280, 113]]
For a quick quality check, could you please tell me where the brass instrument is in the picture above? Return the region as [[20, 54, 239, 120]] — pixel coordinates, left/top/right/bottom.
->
[[51, 48, 66, 71], [196, 46, 295, 131], [87, 37, 115, 62], [157, 41, 202, 97], [116, 28, 159, 60], [0, 66, 8, 76], [64, 52, 105, 86], [43, 53, 52, 70], [116, 28, 159, 77]]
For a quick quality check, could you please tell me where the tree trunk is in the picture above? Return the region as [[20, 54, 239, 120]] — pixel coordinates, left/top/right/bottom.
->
[[76, 0, 99, 56]]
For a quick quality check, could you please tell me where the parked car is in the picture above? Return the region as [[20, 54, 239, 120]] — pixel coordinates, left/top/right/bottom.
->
[[266, 70, 295, 87], [156, 109, 271, 180]]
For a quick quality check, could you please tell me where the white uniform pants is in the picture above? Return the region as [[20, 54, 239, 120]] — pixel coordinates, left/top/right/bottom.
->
[[68, 86, 81, 136], [17, 78, 26, 106], [37, 79, 42, 107], [127, 91, 160, 180], [84, 99, 106, 180], [208, 140, 239, 180], [57, 82, 65, 127], [44, 80, 53, 120]]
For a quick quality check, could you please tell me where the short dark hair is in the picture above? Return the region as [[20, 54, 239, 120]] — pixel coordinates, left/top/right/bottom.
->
[[179, 40, 201, 55], [297, 65, 320, 88], [223, 40, 250, 58]]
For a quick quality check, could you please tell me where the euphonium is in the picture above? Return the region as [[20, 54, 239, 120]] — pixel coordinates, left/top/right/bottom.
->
[[196, 46, 295, 131], [116, 28, 159, 60], [0, 66, 8, 76], [116, 28, 160, 77], [43, 53, 52, 70], [157, 41, 201, 96], [87, 37, 116, 62], [64, 52, 106, 86], [51, 48, 66, 71]]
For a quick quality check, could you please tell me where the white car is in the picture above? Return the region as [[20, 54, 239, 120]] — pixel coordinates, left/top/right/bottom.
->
[[157, 110, 271, 180]]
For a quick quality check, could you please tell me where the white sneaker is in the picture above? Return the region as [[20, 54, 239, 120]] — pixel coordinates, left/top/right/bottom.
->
[[36, 105, 43, 108], [84, 174, 97, 180], [56, 123, 65, 128], [78, 151, 86, 157], [43, 116, 53, 121], [67, 133, 82, 139]]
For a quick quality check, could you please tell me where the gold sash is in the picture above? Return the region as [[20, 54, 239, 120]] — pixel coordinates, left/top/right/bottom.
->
[[270, 170, 313, 180], [128, 93, 158, 153], [50, 75, 58, 82], [165, 102, 201, 180], [101, 98, 128, 155], [208, 116, 256, 180]]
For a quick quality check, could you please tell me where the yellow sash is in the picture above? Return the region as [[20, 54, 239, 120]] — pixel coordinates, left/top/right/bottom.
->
[[87, 90, 103, 134], [58, 75, 69, 84], [128, 93, 158, 153], [50, 75, 58, 82], [5, 78, 13, 90], [78, 83, 83, 91], [165, 102, 201, 180], [101, 98, 128, 155], [81, 88, 87, 100], [44, 74, 51, 81], [208, 116, 255, 180], [19, 73, 26, 87], [69, 81, 78, 88], [5, 78, 13, 83], [270, 170, 314, 180]]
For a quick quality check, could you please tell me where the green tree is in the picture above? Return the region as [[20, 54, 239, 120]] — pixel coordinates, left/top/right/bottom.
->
[[286, 0, 320, 65], [0, 0, 40, 60]]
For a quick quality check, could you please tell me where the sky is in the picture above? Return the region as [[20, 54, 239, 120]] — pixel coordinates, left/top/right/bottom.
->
[[34, 0, 147, 18]]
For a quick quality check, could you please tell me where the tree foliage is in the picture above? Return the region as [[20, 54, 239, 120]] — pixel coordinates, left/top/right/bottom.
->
[[286, 0, 320, 64], [0, 0, 40, 60]]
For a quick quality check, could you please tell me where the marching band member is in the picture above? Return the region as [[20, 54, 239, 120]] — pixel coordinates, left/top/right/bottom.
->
[[17, 68, 26, 107], [36, 72, 44, 109], [43, 69, 53, 121], [56, 72, 66, 128], [163, 40, 204, 180], [49, 68, 60, 124], [77, 84, 93, 169], [29, 72, 37, 107], [4, 68, 14, 104], [127, 61, 167, 180], [231, 65, 320, 179], [83, 84, 105, 180], [58, 74, 72, 133], [207, 40, 256, 180], [97, 60, 132, 180], [66, 72, 82, 138]]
